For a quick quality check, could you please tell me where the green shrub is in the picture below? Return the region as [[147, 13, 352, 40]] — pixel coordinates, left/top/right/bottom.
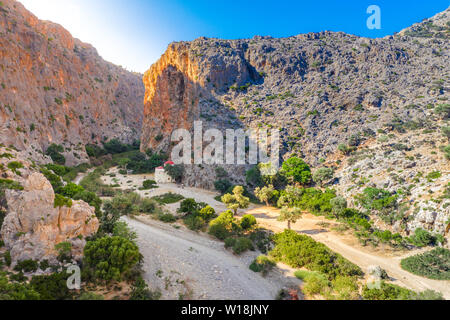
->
[[224, 237, 236, 248], [184, 215, 205, 231], [356, 187, 397, 212], [330, 276, 360, 300], [362, 281, 413, 300], [232, 237, 254, 254], [240, 214, 257, 230], [178, 198, 204, 215], [55, 242, 72, 262], [7, 161, 24, 175], [46, 144, 66, 165], [139, 198, 158, 214], [214, 179, 232, 194], [85, 144, 106, 158], [249, 255, 276, 276], [83, 236, 141, 282], [3, 251, 11, 266], [14, 260, 39, 273], [142, 180, 157, 190], [208, 210, 236, 240], [157, 213, 176, 223], [130, 276, 160, 300], [78, 292, 105, 300], [407, 228, 438, 247], [208, 221, 231, 240], [281, 157, 312, 185], [30, 272, 71, 300], [0, 272, 40, 300], [152, 193, 184, 204], [59, 183, 84, 198], [112, 221, 137, 241], [165, 164, 184, 183], [409, 290, 444, 300], [54, 194, 72, 208], [198, 205, 215, 221], [400, 248, 450, 280], [313, 167, 334, 186], [270, 230, 362, 279]]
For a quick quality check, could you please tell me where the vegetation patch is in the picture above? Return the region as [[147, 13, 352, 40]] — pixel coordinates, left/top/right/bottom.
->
[[400, 248, 450, 280]]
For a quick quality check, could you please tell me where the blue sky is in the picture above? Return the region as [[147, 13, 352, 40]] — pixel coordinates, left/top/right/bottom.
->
[[20, 0, 450, 73]]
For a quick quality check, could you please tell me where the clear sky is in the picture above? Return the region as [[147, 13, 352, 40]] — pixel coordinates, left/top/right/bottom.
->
[[19, 0, 450, 73]]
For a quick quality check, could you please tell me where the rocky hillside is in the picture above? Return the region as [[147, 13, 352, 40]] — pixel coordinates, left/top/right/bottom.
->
[[141, 8, 449, 233], [0, 146, 99, 266], [0, 0, 144, 166]]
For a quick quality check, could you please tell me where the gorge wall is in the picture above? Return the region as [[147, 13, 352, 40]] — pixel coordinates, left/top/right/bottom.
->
[[141, 9, 449, 233], [0, 0, 144, 166]]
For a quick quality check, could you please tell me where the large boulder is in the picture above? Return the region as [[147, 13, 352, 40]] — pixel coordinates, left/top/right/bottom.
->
[[1, 172, 99, 266]]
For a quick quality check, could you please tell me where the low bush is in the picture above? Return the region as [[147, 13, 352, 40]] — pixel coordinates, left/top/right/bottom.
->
[[152, 193, 184, 204], [142, 180, 157, 190], [14, 259, 39, 273], [30, 272, 71, 300], [400, 248, 450, 280], [158, 213, 177, 223], [249, 256, 276, 276], [362, 281, 413, 300], [270, 230, 362, 279], [0, 272, 40, 300], [208, 211, 235, 240], [184, 215, 205, 231], [407, 228, 441, 247], [240, 214, 257, 230], [231, 237, 254, 254]]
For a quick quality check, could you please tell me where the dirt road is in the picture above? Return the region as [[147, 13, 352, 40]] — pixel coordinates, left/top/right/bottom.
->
[[122, 216, 298, 300]]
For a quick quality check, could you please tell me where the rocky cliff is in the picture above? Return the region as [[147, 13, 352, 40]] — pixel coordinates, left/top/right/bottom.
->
[[141, 8, 449, 233], [0, 147, 99, 266], [0, 0, 144, 166]]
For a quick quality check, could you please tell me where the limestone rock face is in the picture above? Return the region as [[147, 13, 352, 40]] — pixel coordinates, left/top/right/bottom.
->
[[0, 148, 99, 266], [0, 0, 144, 165], [140, 8, 450, 228]]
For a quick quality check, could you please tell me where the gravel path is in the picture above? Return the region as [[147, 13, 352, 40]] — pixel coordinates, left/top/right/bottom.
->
[[122, 216, 289, 300]]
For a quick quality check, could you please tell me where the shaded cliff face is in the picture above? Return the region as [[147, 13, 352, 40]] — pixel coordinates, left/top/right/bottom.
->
[[141, 9, 449, 164], [141, 41, 260, 153], [0, 0, 144, 165]]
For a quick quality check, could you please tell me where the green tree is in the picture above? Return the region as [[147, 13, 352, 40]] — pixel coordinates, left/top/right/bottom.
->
[[46, 144, 66, 165], [254, 185, 275, 206], [83, 236, 141, 282], [281, 157, 312, 185], [165, 164, 184, 183], [246, 165, 263, 188], [221, 186, 250, 215], [277, 207, 302, 230], [214, 179, 232, 194], [313, 167, 334, 186], [330, 196, 348, 218]]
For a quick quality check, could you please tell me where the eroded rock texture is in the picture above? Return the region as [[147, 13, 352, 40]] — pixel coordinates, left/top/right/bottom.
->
[[141, 8, 449, 232], [0, 147, 99, 266], [0, 0, 144, 165]]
